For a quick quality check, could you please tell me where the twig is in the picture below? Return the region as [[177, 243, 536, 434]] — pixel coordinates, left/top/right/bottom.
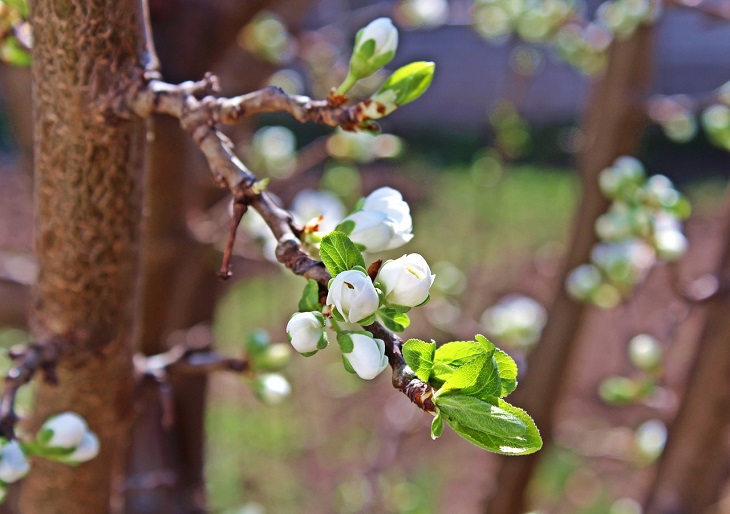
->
[[219, 201, 247, 279], [665, 0, 730, 21], [0, 338, 65, 439]]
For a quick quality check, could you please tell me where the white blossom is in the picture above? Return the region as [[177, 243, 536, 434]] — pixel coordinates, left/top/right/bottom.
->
[[340, 333, 389, 380], [253, 374, 291, 405], [291, 189, 345, 233], [61, 432, 100, 464], [377, 253, 435, 307], [41, 411, 88, 449], [327, 269, 380, 323], [341, 187, 413, 252], [0, 440, 29, 483], [286, 312, 327, 354]]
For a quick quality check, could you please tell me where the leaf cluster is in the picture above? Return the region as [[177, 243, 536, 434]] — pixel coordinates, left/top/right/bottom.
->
[[403, 335, 542, 455]]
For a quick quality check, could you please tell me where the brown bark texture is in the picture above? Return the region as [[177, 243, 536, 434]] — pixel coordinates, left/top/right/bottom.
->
[[22, 0, 147, 512], [484, 26, 655, 514], [643, 197, 730, 514]]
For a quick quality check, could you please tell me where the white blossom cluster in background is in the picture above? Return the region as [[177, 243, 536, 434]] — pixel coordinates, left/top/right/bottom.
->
[[481, 294, 547, 350], [566, 156, 691, 308], [0, 411, 99, 500], [287, 187, 436, 381]]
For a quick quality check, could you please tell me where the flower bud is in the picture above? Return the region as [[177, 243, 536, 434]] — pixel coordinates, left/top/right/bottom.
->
[[361, 61, 435, 120], [252, 373, 291, 405], [349, 18, 398, 80], [60, 432, 100, 464], [377, 253, 435, 307], [362, 187, 413, 236], [338, 332, 389, 380], [40, 412, 88, 449], [344, 210, 399, 253], [327, 269, 380, 323], [286, 312, 328, 355], [0, 440, 29, 483]]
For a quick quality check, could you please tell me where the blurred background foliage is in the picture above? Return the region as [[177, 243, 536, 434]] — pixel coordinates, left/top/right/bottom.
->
[[2, 0, 730, 512]]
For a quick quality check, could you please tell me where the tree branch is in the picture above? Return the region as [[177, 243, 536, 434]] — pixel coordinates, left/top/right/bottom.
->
[[114, 75, 436, 412]]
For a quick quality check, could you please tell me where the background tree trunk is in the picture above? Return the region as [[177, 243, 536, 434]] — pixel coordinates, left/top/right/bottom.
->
[[643, 194, 730, 514], [483, 25, 655, 514], [20, 0, 148, 512]]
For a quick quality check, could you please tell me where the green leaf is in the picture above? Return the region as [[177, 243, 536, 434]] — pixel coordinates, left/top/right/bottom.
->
[[449, 398, 542, 455], [298, 279, 322, 312], [320, 231, 366, 276], [379, 308, 411, 332], [493, 348, 518, 398], [435, 394, 542, 455], [431, 411, 443, 440], [438, 353, 501, 401], [376, 61, 435, 106], [475, 334, 496, 353], [402, 339, 435, 382], [436, 394, 525, 439], [432, 341, 490, 386]]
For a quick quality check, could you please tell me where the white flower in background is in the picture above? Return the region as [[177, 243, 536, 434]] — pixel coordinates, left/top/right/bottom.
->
[[377, 253, 435, 307], [253, 374, 292, 405], [41, 411, 88, 449], [481, 294, 547, 349], [252, 126, 297, 178], [59, 432, 100, 464], [286, 312, 328, 354], [400, 0, 450, 28], [339, 333, 389, 380], [291, 189, 345, 233], [349, 18, 398, 80], [652, 213, 687, 262], [327, 269, 380, 323], [0, 440, 29, 483]]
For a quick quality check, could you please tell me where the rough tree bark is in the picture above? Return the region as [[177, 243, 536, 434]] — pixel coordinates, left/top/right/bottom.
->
[[643, 195, 730, 514], [21, 0, 148, 512], [484, 26, 655, 514]]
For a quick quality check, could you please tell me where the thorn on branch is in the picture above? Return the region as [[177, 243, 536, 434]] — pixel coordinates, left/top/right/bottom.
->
[[219, 200, 248, 280]]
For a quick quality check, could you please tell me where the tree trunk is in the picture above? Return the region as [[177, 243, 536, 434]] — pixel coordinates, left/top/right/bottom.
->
[[643, 196, 730, 514], [21, 1, 147, 512], [484, 26, 655, 514]]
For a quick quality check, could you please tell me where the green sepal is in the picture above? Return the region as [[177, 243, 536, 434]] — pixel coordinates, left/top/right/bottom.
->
[[320, 231, 366, 276], [354, 313, 378, 326], [337, 332, 354, 353], [331, 307, 345, 323], [342, 354, 357, 374], [317, 333, 329, 350], [36, 427, 54, 446], [335, 220, 356, 235], [402, 339, 435, 382], [431, 411, 444, 440], [354, 197, 366, 211], [378, 309, 410, 332], [351, 265, 368, 275], [300, 350, 318, 357], [298, 279, 322, 312]]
